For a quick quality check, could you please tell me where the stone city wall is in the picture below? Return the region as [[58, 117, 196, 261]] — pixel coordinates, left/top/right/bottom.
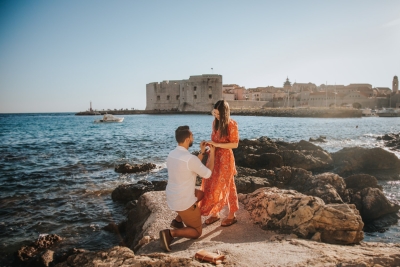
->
[[230, 107, 362, 118], [146, 74, 222, 112], [227, 100, 269, 109]]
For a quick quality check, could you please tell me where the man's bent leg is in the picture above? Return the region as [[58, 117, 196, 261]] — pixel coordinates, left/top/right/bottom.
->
[[170, 214, 184, 229], [195, 189, 204, 203], [171, 203, 202, 239]]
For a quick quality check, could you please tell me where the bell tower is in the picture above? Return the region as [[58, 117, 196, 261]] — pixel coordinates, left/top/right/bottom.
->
[[393, 75, 398, 94]]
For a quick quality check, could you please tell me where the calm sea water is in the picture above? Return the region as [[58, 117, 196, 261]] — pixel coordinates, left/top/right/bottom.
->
[[0, 113, 400, 259]]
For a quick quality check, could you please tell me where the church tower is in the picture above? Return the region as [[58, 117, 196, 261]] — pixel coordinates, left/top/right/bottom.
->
[[393, 75, 398, 94], [283, 77, 292, 92]]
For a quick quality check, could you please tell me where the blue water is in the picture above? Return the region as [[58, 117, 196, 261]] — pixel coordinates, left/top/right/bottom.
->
[[0, 113, 399, 258]]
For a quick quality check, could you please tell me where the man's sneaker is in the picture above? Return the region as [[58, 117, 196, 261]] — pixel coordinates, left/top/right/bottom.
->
[[159, 229, 173, 252], [170, 219, 184, 229]]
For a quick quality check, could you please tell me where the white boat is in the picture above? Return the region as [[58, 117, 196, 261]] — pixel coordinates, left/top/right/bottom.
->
[[376, 108, 400, 117], [361, 108, 377, 117], [94, 114, 124, 123]]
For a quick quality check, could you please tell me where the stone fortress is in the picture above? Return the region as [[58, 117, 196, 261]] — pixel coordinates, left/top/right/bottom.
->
[[146, 74, 399, 111], [146, 75, 222, 112]]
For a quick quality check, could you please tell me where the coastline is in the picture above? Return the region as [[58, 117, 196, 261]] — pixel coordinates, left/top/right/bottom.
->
[[6, 113, 399, 267], [75, 107, 362, 118]]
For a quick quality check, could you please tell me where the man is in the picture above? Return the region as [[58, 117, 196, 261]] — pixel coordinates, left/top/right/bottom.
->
[[159, 125, 215, 252]]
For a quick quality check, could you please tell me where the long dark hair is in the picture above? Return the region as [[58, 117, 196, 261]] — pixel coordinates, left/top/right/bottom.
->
[[213, 100, 230, 138]]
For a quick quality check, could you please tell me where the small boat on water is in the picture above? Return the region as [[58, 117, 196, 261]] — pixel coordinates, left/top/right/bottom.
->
[[94, 114, 124, 123], [376, 108, 400, 117], [362, 108, 375, 117]]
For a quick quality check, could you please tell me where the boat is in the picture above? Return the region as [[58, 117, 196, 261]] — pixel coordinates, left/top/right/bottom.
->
[[361, 108, 376, 117], [376, 108, 400, 117], [94, 114, 124, 123]]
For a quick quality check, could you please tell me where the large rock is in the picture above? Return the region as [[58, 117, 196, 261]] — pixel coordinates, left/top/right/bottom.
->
[[115, 163, 157, 173], [122, 191, 175, 251], [377, 133, 400, 151], [235, 175, 271, 194], [344, 174, 399, 226], [332, 147, 400, 180], [111, 180, 167, 203], [55, 190, 400, 267], [241, 153, 284, 169], [279, 149, 333, 172], [234, 137, 333, 172], [54, 246, 204, 267], [236, 167, 346, 204], [16, 234, 62, 267], [348, 187, 400, 221], [345, 174, 382, 191], [234, 138, 280, 169], [305, 173, 347, 204], [240, 187, 364, 244], [236, 166, 400, 226]]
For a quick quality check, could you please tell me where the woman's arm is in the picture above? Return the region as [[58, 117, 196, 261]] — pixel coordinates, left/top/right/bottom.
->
[[206, 141, 238, 149]]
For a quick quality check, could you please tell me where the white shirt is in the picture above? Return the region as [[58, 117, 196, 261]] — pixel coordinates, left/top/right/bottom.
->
[[166, 146, 212, 211]]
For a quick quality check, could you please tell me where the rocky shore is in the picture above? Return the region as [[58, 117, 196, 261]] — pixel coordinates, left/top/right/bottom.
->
[[378, 133, 400, 151], [75, 107, 362, 118], [12, 137, 400, 266]]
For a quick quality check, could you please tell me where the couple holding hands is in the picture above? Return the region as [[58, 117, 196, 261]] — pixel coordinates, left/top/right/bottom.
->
[[160, 100, 239, 252]]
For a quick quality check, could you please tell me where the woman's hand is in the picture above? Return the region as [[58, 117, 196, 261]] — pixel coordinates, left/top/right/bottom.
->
[[206, 140, 238, 149], [206, 140, 219, 148], [208, 144, 215, 154]]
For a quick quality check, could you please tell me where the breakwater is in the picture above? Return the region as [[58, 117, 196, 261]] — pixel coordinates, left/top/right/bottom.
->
[[76, 108, 362, 118]]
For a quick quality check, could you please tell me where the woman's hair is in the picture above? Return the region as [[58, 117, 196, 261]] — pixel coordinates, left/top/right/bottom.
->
[[175, 125, 191, 143], [213, 100, 230, 138]]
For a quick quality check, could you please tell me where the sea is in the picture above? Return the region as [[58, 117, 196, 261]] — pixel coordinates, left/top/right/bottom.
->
[[0, 113, 400, 262]]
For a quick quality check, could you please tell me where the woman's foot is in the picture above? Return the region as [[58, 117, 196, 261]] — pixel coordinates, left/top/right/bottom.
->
[[221, 213, 237, 227], [221, 216, 237, 227], [205, 215, 220, 225]]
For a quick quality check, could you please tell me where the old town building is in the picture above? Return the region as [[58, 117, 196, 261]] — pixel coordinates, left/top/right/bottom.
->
[[146, 74, 397, 111]]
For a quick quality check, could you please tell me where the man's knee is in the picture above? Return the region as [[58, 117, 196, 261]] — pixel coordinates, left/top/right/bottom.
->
[[193, 228, 202, 239]]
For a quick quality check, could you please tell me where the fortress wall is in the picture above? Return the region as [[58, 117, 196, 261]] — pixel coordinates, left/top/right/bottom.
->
[[146, 81, 181, 110], [146, 74, 223, 112], [180, 75, 223, 112], [227, 100, 269, 109]]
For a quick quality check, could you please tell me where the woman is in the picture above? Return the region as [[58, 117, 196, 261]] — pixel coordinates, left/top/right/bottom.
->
[[199, 100, 239, 226]]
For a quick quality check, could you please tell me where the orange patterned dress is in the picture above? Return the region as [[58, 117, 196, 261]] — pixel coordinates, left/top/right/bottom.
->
[[199, 119, 239, 216]]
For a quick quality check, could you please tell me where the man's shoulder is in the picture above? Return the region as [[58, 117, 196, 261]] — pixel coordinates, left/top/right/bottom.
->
[[168, 147, 192, 160]]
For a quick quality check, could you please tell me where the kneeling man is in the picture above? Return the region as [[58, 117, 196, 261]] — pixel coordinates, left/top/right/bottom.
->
[[160, 125, 215, 252]]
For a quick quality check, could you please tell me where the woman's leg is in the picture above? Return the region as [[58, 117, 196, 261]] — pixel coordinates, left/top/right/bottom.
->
[[225, 176, 239, 220]]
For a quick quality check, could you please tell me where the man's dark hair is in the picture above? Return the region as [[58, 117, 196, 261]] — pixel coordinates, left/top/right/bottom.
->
[[175, 125, 191, 143]]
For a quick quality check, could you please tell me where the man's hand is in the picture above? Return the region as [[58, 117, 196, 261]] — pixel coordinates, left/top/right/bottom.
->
[[208, 144, 215, 155], [206, 140, 219, 148], [200, 141, 207, 153]]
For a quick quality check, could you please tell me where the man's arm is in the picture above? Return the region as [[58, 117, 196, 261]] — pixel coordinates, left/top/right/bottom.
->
[[188, 144, 215, 179]]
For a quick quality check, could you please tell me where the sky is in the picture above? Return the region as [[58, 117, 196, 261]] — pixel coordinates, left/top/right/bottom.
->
[[0, 1, 399, 113]]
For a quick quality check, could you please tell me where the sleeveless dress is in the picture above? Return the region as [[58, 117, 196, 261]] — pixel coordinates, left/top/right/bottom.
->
[[199, 119, 239, 216]]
